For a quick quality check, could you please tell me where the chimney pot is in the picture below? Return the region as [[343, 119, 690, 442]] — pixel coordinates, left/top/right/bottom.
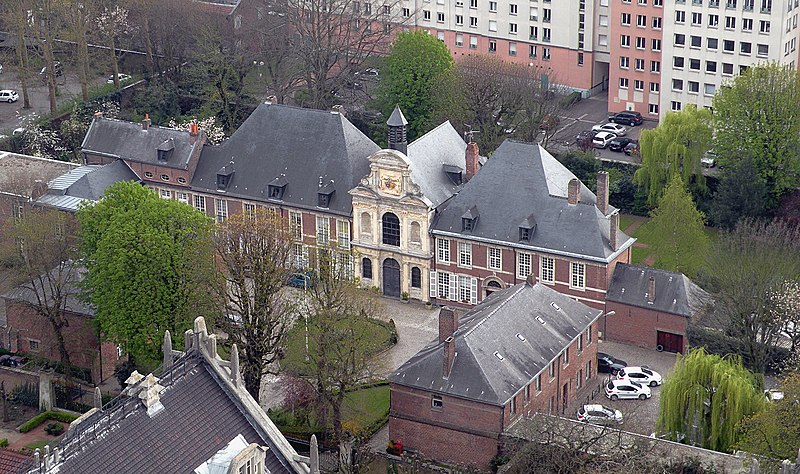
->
[[443, 336, 456, 378], [596, 171, 609, 215], [93, 111, 103, 119], [567, 178, 580, 205], [465, 142, 480, 182], [438, 307, 459, 343], [526, 273, 536, 287], [142, 113, 151, 131], [647, 276, 656, 304]]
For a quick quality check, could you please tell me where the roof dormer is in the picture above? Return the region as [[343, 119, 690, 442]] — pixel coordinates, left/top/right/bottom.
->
[[317, 177, 335, 208], [157, 138, 174, 163], [518, 214, 536, 242], [442, 164, 463, 186], [461, 206, 479, 232], [216, 161, 235, 191], [267, 175, 288, 201]]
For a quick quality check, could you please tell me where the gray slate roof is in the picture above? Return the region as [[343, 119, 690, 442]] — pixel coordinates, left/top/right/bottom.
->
[[405, 121, 468, 208], [35, 161, 139, 211], [191, 103, 378, 216], [81, 117, 201, 170], [1, 265, 93, 316], [390, 282, 603, 406], [430, 140, 633, 262], [606, 263, 712, 317]]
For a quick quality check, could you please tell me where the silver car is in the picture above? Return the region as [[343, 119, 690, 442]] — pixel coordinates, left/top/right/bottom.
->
[[577, 404, 623, 425]]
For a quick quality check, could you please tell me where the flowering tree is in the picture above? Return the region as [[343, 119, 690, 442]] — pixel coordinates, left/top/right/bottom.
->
[[772, 280, 800, 352], [167, 116, 226, 144], [16, 112, 67, 161], [96, 6, 130, 88]]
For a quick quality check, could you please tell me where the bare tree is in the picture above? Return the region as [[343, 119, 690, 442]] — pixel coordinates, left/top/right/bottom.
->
[[7, 0, 33, 109], [96, 5, 130, 89], [32, 0, 61, 113], [61, 0, 97, 101], [214, 208, 296, 400]]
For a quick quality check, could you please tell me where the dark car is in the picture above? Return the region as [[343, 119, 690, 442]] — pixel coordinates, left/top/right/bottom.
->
[[608, 111, 644, 126], [608, 137, 635, 152], [598, 352, 627, 374], [0, 355, 27, 368], [575, 130, 599, 150], [623, 142, 640, 156]]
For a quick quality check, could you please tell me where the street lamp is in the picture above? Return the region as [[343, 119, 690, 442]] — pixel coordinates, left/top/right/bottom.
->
[[602, 310, 616, 340]]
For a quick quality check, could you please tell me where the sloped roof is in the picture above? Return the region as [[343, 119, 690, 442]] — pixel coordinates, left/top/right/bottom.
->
[[405, 121, 468, 208], [191, 103, 378, 216], [0, 449, 32, 473], [430, 140, 634, 262], [606, 263, 713, 317], [81, 117, 201, 170], [390, 282, 603, 406], [0, 152, 77, 198], [35, 161, 139, 211], [1, 264, 93, 317]]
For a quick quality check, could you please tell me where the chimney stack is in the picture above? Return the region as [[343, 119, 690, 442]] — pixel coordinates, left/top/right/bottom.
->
[[596, 171, 609, 215], [443, 336, 456, 378], [438, 306, 458, 343], [331, 104, 345, 115], [189, 121, 199, 137], [93, 111, 103, 120], [142, 113, 151, 131], [465, 141, 480, 182], [567, 178, 580, 205], [526, 273, 536, 287], [265, 95, 278, 105], [610, 213, 619, 251], [647, 276, 656, 304]]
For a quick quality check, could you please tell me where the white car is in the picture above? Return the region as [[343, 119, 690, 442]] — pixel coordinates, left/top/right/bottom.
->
[[605, 379, 651, 400], [592, 123, 628, 136], [592, 131, 617, 148], [107, 73, 132, 84], [617, 366, 663, 387], [0, 90, 18, 103], [577, 404, 623, 425], [765, 389, 785, 402]]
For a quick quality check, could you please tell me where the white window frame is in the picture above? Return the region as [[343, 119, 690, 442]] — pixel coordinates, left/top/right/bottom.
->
[[316, 216, 330, 246], [337, 220, 350, 248], [160, 189, 172, 199], [517, 252, 532, 278], [570, 262, 587, 289], [215, 199, 228, 222], [458, 242, 472, 268], [488, 248, 502, 270], [437, 238, 450, 263], [290, 211, 303, 241], [194, 195, 206, 213], [540, 256, 555, 284], [437, 272, 451, 299]]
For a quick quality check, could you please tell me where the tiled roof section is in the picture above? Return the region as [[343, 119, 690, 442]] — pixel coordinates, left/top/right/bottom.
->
[[405, 121, 468, 207], [0, 152, 77, 197], [430, 140, 633, 262], [191, 103, 378, 216], [606, 263, 713, 317], [390, 282, 603, 405], [81, 117, 201, 170], [1, 265, 93, 317], [0, 449, 32, 473], [35, 161, 139, 212]]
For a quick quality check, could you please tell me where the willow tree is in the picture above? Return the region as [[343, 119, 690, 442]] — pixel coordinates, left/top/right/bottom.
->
[[634, 104, 712, 207], [657, 348, 767, 453]]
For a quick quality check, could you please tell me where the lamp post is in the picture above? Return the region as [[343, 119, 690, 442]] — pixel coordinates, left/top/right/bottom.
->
[[602, 310, 616, 340]]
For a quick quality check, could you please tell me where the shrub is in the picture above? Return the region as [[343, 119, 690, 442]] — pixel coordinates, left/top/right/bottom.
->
[[44, 422, 64, 436], [19, 411, 79, 433], [10, 383, 39, 408], [0, 439, 8, 448], [688, 325, 789, 375]]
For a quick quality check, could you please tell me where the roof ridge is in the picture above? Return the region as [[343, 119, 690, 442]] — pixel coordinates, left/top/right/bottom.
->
[[408, 120, 459, 147]]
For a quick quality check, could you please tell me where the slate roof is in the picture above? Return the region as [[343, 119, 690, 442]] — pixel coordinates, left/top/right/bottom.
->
[[0, 152, 77, 197], [1, 265, 93, 317], [191, 103, 378, 216], [430, 140, 634, 262], [81, 117, 201, 170], [606, 263, 712, 318], [390, 282, 603, 406], [405, 121, 468, 208], [35, 161, 139, 211]]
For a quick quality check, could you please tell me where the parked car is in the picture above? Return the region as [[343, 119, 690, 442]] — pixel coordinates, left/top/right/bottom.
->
[[107, 73, 132, 84], [0, 355, 27, 367], [765, 389, 785, 402], [0, 89, 18, 103], [592, 131, 617, 148], [598, 352, 627, 374], [608, 137, 635, 152], [701, 150, 717, 168], [577, 404, 623, 425], [605, 379, 651, 400], [592, 123, 628, 136], [287, 271, 314, 289], [617, 366, 663, 387], [608, 111, 644, 126], [623, 142, 640, 156]]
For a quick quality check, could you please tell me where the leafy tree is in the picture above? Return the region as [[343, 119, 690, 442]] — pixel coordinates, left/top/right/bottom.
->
[[377, 30, 454, 141], [213, 208, 296, 400], [657, 348, 766, 453], [77, 181, 220, 369], [648, 175, 709, 276], [634, 105, 712, 207], [713, 63, 800, 208], [710, 155, 768, 229], [738, 372, 800, 461], [702, 219, 800, 373]]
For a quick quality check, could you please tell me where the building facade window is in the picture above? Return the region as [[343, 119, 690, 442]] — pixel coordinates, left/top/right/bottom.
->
[[517, 253, 532, 278], [432, 394, 443, 409], [337, 220, 350, 248], [316, 216, 330, 245], [488, 248, 502, 270], [362, 257, 373, 279], [290, 212, 303, 240], [215, 199, 228, 222], [411, 267, 422, 288], [437, 272, 451, 299], [160, 189, 172, 199], [540, 256, 555, 283], [458, 242, 472, 267], [382, 213, 400, 246], [194, 195, 206, 213], [437, 238, 450, 263]]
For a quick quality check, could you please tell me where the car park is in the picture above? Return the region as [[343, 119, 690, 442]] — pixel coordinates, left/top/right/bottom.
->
[[592, 131, 617, 149], [592, 123, 628, 136], [598, 352, 627, 374], [624, 142, 640, 156], [577, 404, 623, 425], [0, 90, 18, 103], [605, 379, 651, 400], [617, 366, 663, 387], [608, 111, 644, 126], [608, 137, 635, 152]]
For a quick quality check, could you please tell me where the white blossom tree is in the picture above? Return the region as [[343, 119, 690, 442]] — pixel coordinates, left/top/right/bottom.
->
[[167, 117, 226, 144], [772, 280, 800, 352]]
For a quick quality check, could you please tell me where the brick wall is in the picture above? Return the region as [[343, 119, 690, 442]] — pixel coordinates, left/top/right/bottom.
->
[[604, 301, 689, 353], [389, 416, 500, 469]]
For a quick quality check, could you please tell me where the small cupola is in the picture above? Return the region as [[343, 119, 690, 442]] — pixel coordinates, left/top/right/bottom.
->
[[317, 177, 335, 208], [461, 206, 479, 232], [442, 164, 463, 186], [216, 160, 235, 191], [518, 214, 536, 242], [387, 105, 408, 155], [267, 175, 288, 200], [157, 138, 175, 163]]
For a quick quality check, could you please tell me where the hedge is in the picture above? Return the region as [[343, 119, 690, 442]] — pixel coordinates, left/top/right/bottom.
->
[[688, 325, 789, 375], [19, 411, 80, 433]]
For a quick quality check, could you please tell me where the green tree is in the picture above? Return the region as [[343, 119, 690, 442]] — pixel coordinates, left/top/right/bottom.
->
[[713, 63, 800, 208], [738, 373, 800, 461], [377, 30, 454, 141], [77, 181, 219, 369], [634, 104, 712, 207], [710, 155, 768, 229], [648, 175, 709, 276], [657, 348, 767, 453]]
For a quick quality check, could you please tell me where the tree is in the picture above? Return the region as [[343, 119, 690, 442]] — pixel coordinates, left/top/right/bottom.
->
[[770, 280, 800, 353], [702, 219, 800, 373], [737, 372, 800, 461], [0, 209, 80, 368], [377, 30, 454, 141], [648, 175, 709, 276], [657, 348, 767, 453], [713, 63, 800, 209], [77, 181, 220, 369], [710, 155, 768, 229], [96, 5, 130, 89], [32, 0, 63, 113], [214, 208, 296, 400], [61, 0, 97, 102], [7, 0, 32, 109], [634, 105, 712, 208]]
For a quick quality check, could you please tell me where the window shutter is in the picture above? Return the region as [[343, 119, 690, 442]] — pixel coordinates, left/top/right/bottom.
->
[[471, 278, 478, 304], [449, 273, 458, 301], [430, 271, 437, 297]]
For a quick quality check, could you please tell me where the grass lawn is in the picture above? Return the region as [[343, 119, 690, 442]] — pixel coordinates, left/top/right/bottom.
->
[[619, 214, 638, 233], [341, 384, 390, 435]]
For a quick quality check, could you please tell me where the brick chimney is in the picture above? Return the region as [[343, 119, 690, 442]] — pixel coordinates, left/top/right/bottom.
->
[[189, 121, 199, 137], [142, 113, 151, 131], [438, 306, 458, 343], [93, 111, 103, 120], [596, 171, 609, 215], [567, 178, 580, 205], [610, 213, 619, 251], [647, 276, 656, 304], [443, 336, 455, 378], [465, 141, 480, 182]]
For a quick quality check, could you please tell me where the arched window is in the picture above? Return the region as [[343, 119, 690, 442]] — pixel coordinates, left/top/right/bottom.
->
[[362, 257, 373, 279], [382, 212, 400, 247], [360, 212, 371, 237], [411, 267, 422, 288], [410, 221, 421, 244]]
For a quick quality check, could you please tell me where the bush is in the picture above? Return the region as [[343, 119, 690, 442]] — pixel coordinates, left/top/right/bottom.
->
[[19, 411, 79, 433], [44, 422, 64, 436], [688, 325, 789, 374], [10, 383, 39, 408], [0, 439, 8, 448], [561, 91, 582, 108]]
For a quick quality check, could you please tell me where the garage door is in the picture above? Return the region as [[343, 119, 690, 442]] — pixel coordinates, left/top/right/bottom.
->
[[657, 331, 684, 354]]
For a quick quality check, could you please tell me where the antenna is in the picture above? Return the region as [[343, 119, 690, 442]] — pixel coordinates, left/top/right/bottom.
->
[[463, 124, 480, 144]]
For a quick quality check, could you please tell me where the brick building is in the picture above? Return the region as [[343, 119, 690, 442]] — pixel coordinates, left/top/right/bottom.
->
[[604, 263, 711, 353], [430, 140, 635, 310], [389, 279, 603, 469]]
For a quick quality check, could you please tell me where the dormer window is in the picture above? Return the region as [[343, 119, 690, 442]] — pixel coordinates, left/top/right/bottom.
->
[[317, 179, 335, 209], [157, 138, 175, 163], [267, 175, 288, 201], [216, 174, 229, 190], [442, 164, 463, 186], [461, 206, 479, 232], [318, 194, 330, 208], [519, 227, 531, 241], [518, 213, 536, 242], [216, 161, 235, 191]]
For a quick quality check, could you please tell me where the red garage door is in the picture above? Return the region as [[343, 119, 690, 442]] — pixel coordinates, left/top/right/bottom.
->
[[657, 331, 684, 354]]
